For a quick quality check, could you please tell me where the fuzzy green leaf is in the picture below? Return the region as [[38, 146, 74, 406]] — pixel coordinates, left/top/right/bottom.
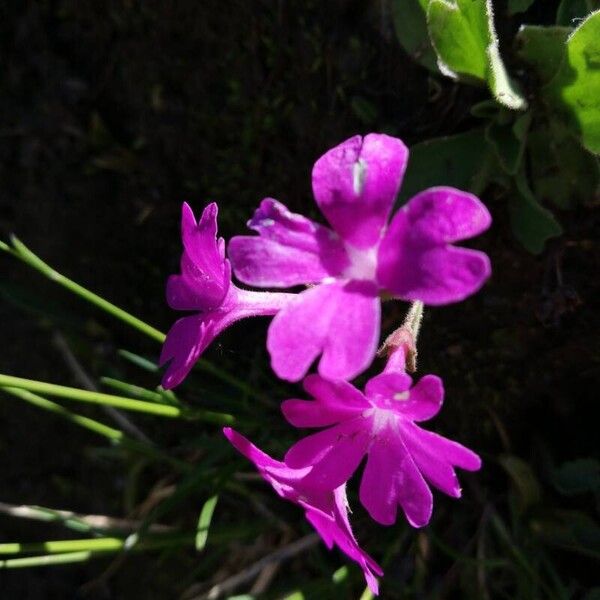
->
[[516, 25, 572, 84], [510, 171, 563, 254], [545, 10, 600, 154], [486, 112, 532, 175], [427, 0, 527, 109], [529, 120, 600, 209]]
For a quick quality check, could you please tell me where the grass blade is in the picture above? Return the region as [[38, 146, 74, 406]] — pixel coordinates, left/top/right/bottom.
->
[[0, 374, 182, 418], [195, 495, 219, 551]]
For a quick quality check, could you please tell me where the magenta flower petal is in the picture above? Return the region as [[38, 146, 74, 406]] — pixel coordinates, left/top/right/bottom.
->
[[359, 428, 433, 527], [377, 219, 492, 304], [312, 134, 408, 248], [284, 419, 370, 489], [402, 422, 482, 472], [223, 428, 382, 594], [377, 188, 492, 304], [161, 288, 293, 389], [306, 486, 383, 595], [267, 280, 380, 382], [400, 187, 492, 244], [282, 375, 369, 428], [366, 374, 444, 422], [223, 426, 281, 470], [401, 430, 462, 498], [364, 372, 413, 400], [159, 310, 236, 389], [229, 199, 349, 287], [178, 202, 231, 308]]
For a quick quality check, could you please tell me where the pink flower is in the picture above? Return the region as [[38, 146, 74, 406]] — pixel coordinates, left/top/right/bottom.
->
[[223, 427, 383, 594], [281, 372, 481, 528], [160, 203, 294, 388], [229, 133, 492, 382]]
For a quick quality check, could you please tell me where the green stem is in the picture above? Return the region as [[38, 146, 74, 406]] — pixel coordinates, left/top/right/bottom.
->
[[0, 374, 236, 425], [0, 551, 95, 568], [0, 533, 198, 568], [404, 300, 424, 343], [0, 374, 181, 418], [0, 533, 194, 555], [100, 377, 171, 404]]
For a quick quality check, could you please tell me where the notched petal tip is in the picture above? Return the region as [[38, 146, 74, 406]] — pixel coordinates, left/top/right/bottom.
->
[[312, 133, 409, 248]]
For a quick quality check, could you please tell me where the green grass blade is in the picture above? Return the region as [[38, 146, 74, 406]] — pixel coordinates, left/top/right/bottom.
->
[[100, 377, 169, 404], [0, 374, 182, 418], [118, 349, 160, 372], [0, 551, 94, 568], [195, 495, 219, 551], [0, 533, 195, 556]]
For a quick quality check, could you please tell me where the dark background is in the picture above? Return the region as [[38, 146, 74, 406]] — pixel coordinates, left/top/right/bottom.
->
[[0, 1, 598, 598]]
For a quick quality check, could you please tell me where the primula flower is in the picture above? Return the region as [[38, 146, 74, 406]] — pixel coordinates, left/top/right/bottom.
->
[[229, 133, 492, 382], [281, 372, 481, 527], [223, 427, 382, 594], [160, 202, 294, 388]]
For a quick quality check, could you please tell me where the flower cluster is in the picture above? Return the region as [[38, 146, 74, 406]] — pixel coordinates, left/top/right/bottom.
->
[[160, 133, 491, 593]]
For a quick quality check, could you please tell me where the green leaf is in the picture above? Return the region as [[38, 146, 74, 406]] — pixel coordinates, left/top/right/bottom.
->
[[486, 112, 532, 175], [392, 0, 439, 71], [510, 171, 562, 253], [332, 565, 349, 583], [552, 458, 600, 495], [516, 25, 572, 85], [528, 120, 600, 209], [427, 0, 489, 80], [508, 0, 537, 15], [195, 495, 219, 551], [556, 0, 600, 26], [545, 10, 600, 154], [427, 0, 527, 109], [398, 129, 494, 204]]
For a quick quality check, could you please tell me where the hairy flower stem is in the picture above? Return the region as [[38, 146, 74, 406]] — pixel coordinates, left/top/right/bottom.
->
[[379, 300, 424, 373], [403, 300, 424, 344]]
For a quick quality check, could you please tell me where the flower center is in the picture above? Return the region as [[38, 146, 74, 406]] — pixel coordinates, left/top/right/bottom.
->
[[364, 394, 407, 434], [342, 243, 378, 281]]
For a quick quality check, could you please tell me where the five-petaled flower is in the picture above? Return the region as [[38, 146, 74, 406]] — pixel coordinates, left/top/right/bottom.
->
[[229, 133, 491, 382], [281, 370, 481, 527], [223, 427, 382, 594], [160, 202, 294, 388]]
